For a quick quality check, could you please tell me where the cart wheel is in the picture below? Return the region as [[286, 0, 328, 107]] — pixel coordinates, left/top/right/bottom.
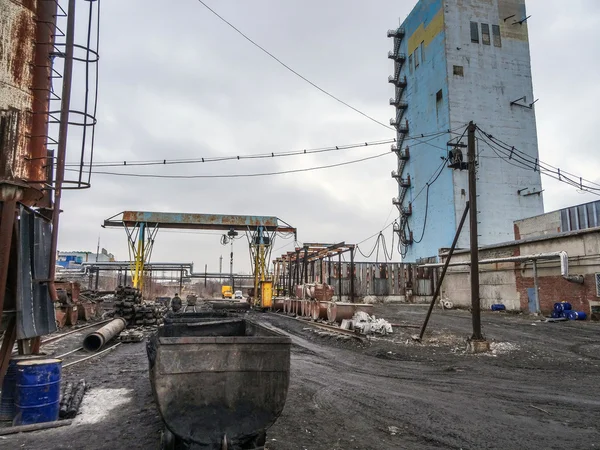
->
[[161, 428, 175, 450]]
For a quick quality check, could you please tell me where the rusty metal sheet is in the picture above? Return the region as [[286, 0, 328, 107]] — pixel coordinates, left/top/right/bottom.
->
[[106, 211, 292, 232], [0, 0, 50, 204], [16, 205, 56, 339]]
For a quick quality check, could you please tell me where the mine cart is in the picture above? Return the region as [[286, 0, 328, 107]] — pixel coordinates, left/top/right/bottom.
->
[[147, 318, 291, 449]]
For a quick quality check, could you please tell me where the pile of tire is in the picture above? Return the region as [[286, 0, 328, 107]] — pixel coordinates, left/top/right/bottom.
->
[[132, 304, 164, 326], [113, 286, 141, 323], [113, 286, 164, 327]]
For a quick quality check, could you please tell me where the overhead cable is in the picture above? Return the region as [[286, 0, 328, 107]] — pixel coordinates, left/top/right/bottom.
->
[[65, 151, 392, 179], [66, 128, 461, 168], [476, 128, 600, 197], [194, 0, 393, 130]]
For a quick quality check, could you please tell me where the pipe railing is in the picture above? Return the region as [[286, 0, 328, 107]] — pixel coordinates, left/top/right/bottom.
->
[[419, 251, 584, 284]]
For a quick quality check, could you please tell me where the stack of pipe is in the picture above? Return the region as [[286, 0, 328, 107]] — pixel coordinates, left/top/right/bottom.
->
[[59, 379, 86, 419]]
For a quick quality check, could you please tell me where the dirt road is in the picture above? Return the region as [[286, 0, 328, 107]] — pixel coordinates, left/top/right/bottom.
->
[[3, 305, 599, 449]]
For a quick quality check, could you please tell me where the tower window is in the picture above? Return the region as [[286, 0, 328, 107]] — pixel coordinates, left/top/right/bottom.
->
[[470, 21, 479, 43], [420, 41, 425, 63], [409, 54, 413, 74], [492, 25, 502, 47], [481, 24, 491, 45], [415, 47, 420, 68], [436, 89, 443, 102], [453, 65, 464, 76]]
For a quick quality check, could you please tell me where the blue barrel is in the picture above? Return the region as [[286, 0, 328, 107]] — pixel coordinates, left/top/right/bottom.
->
[[550, 311, 561, 319], [554, 302, 572, 312], [0, 355, 43, 421], [561, 310, 570, 319], [491, 304, 506, 311], [14, 359, 61, 425], [568, 311, 587, 321]]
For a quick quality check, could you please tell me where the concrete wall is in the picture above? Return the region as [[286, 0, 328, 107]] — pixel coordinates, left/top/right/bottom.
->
[[392, 0, 544, 262], [514, 201, 600, 240], [439, 229, 600, 315], [445, 0, 544, 249], [514, 211, 561, 240], [398, 0, 456, 262], [441, 246, 521, 310]]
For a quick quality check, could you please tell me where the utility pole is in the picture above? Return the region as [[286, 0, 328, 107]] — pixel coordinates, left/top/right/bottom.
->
[[467, 121, 488, 350], [219, 255, 223, 283], [227, 229, 238, 290]]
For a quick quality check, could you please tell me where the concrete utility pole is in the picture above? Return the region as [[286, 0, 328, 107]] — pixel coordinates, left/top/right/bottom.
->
[[219, 256, 223, 283], [467, 121, 489, 351]]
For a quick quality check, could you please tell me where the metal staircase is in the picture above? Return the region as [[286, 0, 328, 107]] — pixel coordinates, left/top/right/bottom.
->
[[387, 27, 411, 237]]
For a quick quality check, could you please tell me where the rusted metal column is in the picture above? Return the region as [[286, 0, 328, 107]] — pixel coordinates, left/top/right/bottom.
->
[[0, 318, 17, 389], [303, 246, 308, 284], [294, 249, 300, 286], [0, 200, 16, 320], [287, 257, 292, 296], [48, 0, 77, 300], [338, 253, 342, 301], [350, 247, 355, 303], [328, 256, 332, 285], [31, 0, 59, 207]]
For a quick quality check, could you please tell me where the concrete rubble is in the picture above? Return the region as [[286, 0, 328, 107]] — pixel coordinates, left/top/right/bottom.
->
[[350, 311, 393, 335]]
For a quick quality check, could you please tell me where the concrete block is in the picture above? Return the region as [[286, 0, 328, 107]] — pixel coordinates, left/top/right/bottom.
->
[[467, 339, 490, 354]]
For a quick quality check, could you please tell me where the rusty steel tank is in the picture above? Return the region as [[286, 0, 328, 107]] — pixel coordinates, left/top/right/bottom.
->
[[327, 303, 374, 323], [0, 0, 57, 205]]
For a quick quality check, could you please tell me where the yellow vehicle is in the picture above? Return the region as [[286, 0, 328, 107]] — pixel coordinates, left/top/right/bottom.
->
[[221, 285, 233, 299]]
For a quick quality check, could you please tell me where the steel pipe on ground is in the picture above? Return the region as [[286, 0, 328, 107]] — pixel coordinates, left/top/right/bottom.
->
[[83, 318, 127, 352], [327, 303, 373, 323]]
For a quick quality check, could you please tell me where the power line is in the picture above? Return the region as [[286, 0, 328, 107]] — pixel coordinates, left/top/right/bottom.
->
[[194, 0, 393, 131], [354, 126, 470, 258], [66, 138, 396, 168], [66, 127, 461, 168], [476, 128, 600, 197], [65, 150, 392, 179], [407, 125, 470, 243], [479, 130, 600, 190], [65, 128, 463, 179]]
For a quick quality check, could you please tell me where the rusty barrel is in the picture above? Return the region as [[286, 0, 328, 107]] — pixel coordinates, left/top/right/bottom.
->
[[273, 298, 284, 312], [300, 300, 307, 317], [304, 301, 312, 318], [327, 303, 374, 323], [290, 299, 298, 316], [311, 301, 329, 321]]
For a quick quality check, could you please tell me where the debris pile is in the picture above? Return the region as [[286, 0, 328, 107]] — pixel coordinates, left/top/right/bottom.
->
[[118, 328, 148, 343], [349, 311, 393, 335]]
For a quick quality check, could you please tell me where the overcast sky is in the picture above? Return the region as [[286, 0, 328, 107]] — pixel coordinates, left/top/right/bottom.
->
[[57, 0, 600, 273]]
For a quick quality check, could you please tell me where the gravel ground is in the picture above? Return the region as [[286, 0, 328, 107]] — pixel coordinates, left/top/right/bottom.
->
[[2, 304, 599, 450]]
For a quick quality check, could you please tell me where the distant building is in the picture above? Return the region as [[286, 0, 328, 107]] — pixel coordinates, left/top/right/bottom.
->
[[388, 0, 543, 262], [57, 248, 114, 268]]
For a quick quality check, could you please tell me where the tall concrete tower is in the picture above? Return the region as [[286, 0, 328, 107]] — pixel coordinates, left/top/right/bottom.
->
[[388, 0, 544, 262]]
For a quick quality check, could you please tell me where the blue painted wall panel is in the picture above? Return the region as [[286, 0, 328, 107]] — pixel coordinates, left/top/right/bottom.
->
[[397, 0, 455, 262]]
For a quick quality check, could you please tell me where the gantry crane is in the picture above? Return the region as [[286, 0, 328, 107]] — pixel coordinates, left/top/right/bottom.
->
[[103, 211, 296, 308]]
